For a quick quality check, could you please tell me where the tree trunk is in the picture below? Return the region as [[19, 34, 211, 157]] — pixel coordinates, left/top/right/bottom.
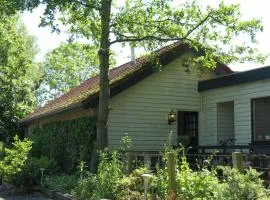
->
[[96, 0, 112, 150]]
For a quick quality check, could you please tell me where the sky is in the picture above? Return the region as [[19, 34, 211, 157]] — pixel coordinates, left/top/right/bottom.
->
[[21, 0, 270, 71]]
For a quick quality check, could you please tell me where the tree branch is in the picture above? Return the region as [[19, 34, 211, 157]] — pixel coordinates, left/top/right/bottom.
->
[[183, 12, 212, 39], [152, 18, 187, 26], [110, 12, 214, 45], [110, 35, 182, 45]]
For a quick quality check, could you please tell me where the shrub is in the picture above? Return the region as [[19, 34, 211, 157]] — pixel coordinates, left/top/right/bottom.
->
[[154, 149, 224, 200], [220, 167, 270, 200], [116, 167, 150, 199], [93, 150, 123, 199], [73, 149, 124, 199], [44, 174, 78, 194], [176, 156, 223, 200], [72, 173, 97, 200], [0, 135, 32, 184], [73, 162, 149, 200], [69, 147, 270, 200], [30, 117, 96, 173], [154, 165, 168, 198], [12, 156, 57, 187], [154, 150, 270, 200]]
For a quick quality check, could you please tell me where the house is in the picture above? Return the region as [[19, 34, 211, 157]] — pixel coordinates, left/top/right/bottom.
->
[[21, 42, 270, 156]]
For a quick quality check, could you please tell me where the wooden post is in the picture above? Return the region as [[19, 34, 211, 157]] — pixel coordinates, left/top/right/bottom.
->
[[232, 152, 244, 173], [144, 154, 151, 168], [127, 152, 133, 174], [167, 152, 176, 195]]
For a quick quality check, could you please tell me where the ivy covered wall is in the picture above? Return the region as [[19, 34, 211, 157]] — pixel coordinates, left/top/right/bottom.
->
[[30, 117, 96, 173]]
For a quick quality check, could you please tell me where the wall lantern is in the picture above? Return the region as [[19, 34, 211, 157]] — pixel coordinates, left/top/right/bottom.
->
[[168, 110, 176, 125]]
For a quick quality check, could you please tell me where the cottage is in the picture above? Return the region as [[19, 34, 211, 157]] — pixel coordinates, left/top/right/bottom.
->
[[21, 43, 270, 156]]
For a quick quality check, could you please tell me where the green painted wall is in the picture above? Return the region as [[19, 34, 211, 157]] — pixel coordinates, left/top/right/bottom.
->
[[108, 53, 214, 151], [200, 78, 270, 147]]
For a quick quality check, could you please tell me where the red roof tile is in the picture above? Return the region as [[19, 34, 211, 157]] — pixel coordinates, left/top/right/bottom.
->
[[21, 42, 232, 123], [22, 43, 187, 122]]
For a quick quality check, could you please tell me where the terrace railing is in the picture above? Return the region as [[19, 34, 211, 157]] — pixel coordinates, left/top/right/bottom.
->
[[123, 149, 270, 175]]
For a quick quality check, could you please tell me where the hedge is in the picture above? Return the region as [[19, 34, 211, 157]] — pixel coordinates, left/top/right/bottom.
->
[[30, 117, 96, 173]]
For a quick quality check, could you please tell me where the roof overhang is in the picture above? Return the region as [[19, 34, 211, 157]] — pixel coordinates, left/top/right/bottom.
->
[[198, 66, 270, 92], [21, 102, 83, 124]]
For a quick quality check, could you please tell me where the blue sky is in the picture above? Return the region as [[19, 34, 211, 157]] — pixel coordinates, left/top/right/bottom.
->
[[21, 0, 270, 71]]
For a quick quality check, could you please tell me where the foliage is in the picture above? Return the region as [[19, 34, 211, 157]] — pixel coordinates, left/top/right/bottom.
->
[[26, 0, 265, 67], [175, 156, 223, 200], [37, 42, 100, 104], [119, 133, 133, 152], [154, 148, 270, 200], [6, 0, 267, 150], [0, 136, 32, 183], [72, 172, 97, 200], [0, 15, 41, 142], [30, 117, 96, 173], [220, 167, 270, 200], [0, 136, 57, 188], [73, 149, 149, 200], [44, 174, 78, 194], [69, 146, 270, 200], [93, 150, 123, 199], [116, 167, 149, 200], [154, 165, 169, 198], [73, 149, 124, 199], [12, 156, 57, 187]]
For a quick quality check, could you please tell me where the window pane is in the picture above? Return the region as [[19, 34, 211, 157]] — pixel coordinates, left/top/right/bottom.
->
[[253, 97, 270, 141]]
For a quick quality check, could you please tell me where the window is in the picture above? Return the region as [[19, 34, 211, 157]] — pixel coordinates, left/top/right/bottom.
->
[[177, 111, 198, 148], [217, 101, 235, 145], [252, 97, 270, 142]]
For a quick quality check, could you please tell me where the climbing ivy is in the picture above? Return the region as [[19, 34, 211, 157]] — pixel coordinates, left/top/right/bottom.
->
[[30, 117, 96, 173]]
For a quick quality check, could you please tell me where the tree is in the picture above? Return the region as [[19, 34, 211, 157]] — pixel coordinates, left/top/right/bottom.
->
[[0, 15, 41, 142], [37, 42, 100, 105], [7, 0, 265, 149]]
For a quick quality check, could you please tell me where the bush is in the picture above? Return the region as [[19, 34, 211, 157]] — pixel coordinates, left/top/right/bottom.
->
[[220, 167, 270, 200], [153, 152, 223, 200], [73, 160, 150, 200], [153, 149, 270, 200], [73, 149, 124, 199], [30, 117, 96, 173], [72, 173, 97, 200], [12, 156, 57, 187], [61, 146, 270, 200], [0, 135, 32, 184], [176, 157, 223, 200], [93, 150, 123, 199], [116, 167, 150, 199], [44, 174, 78, 194]]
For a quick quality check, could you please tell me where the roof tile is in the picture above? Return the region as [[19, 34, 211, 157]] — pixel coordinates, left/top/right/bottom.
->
[[22, 43, 183, 122], [22, 42, 232, 122]]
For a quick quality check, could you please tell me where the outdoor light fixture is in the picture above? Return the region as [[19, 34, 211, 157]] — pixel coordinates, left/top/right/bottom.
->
[[142, 173, 153, 200], [40, 168, 45, 186], [168, 110, 176, 125]]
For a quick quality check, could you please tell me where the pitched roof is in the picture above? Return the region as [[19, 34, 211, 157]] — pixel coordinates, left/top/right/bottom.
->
[[21, 42, 233, 123]]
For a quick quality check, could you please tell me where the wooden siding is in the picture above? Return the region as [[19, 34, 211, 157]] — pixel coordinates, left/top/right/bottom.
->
[[200, 78, 270, 146], [108, 54, 214, 151]]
